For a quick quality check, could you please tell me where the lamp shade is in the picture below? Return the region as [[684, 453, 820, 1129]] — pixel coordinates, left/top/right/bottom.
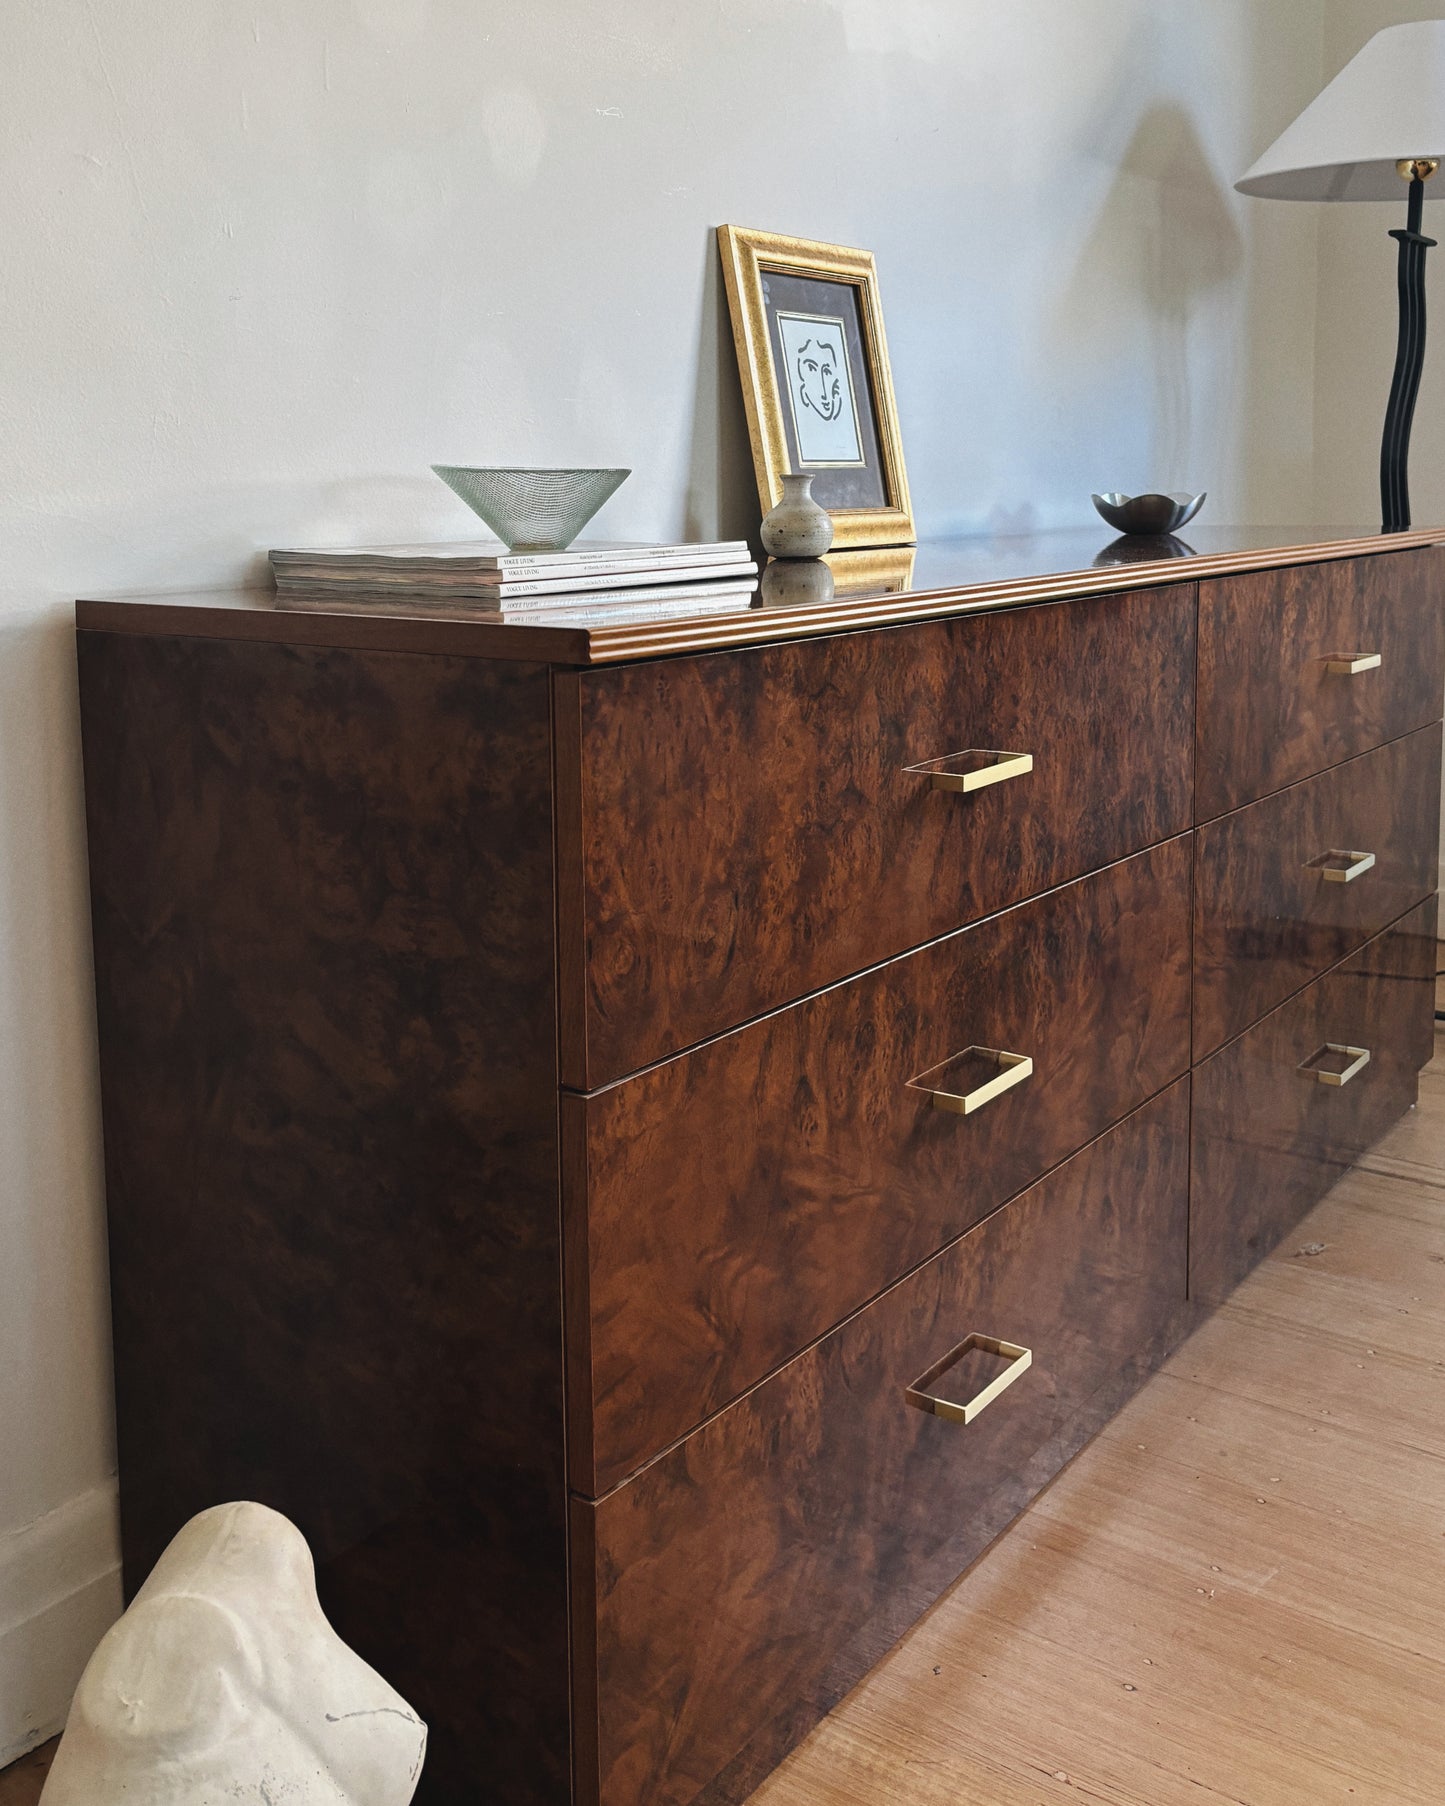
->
[[1236, 21, 1445, 201]]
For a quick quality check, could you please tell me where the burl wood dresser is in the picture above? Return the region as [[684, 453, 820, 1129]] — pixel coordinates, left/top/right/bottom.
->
[[76, 526, 1444, 1806]]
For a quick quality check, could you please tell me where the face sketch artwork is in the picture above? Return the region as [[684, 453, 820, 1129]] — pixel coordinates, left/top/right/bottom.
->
[[794, 337, 843, 422], [776, 310, 865, 467]]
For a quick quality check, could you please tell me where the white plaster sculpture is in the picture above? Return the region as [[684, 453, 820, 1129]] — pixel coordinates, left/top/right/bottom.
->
[[41, 1501, 426, 1806]]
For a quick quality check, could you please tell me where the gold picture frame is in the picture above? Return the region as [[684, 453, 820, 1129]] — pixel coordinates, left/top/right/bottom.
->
[[718, 225, 915, 550]]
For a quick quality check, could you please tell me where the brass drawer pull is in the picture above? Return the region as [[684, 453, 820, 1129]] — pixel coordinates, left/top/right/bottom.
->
[[907, 1046, 1033, 1116], [906, 1334, 1033, 1425], [1299, 1042, 1371, 1087], [1324, 652, 1382, 675], [1306, 848, 1376, 884], [905, 748, 1034, 794]]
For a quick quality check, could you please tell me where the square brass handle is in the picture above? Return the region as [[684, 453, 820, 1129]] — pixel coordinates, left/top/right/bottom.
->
[[1323, 652, 1382, 675], [906, 1334, 1033, 1425], [904, 748, 1033, 794], [1298, 1042, 1371, 1087], [907, 1046, 1033, 1116], [1306, 848, 1376, 884]]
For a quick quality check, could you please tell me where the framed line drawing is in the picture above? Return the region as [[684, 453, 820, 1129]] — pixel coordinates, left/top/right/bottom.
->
[[718, 225, 915, 549]]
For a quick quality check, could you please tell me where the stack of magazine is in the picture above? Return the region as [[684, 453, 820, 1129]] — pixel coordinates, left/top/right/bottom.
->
[[269, 539, 758, 623]]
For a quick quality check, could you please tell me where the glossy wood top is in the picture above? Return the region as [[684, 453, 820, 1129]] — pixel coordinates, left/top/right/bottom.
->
[[76, 526, 1445, 666]]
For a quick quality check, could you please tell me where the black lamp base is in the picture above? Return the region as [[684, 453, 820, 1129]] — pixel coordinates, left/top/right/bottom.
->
[[1381, 174, 1436, 533]]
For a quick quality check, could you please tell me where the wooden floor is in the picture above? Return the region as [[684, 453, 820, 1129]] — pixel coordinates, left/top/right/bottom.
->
[[0, 1742, 51, 1806], [5, 1038, 1445, 1806], [751, 1042, 1445, 1806]]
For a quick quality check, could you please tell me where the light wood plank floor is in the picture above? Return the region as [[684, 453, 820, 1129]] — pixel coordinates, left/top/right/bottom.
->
[[0, 1742, 51, 1806], [5, 1038, 1444, 1806], [750, 1047, 1445, 1806]]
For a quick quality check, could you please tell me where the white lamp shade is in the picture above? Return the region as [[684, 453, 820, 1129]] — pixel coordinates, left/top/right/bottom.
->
[[1237, 21, 1445, 201]]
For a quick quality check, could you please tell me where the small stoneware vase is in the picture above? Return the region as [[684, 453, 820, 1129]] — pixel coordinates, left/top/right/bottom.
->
[[760, 473, 833, 558]]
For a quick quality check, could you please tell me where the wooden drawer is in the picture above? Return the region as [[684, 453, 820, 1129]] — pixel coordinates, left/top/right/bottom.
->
[[571, 1082, 1189, 1806], [1191, 896, 1437, 1306], [1193, 724, 1441, 1059], [565, 838, 1192, 1495], [1196, 547, 1445, 819], [557, 585, 1196, 1086]]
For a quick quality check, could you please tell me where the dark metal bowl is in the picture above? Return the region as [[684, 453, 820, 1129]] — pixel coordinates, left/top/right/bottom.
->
[[1091, 491, 1206, 536]]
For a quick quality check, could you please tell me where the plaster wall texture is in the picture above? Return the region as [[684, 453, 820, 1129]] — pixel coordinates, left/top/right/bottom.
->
[[0, 0, 1330, 1761]]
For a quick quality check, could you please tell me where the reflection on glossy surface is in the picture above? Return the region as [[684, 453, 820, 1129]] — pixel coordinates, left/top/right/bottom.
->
[[894, 525, 1388, 598], [1093, 533, 1197, 565], [760, 546, 917, 608], [1192, 726, 1441, 1060], [757, 526, 1400, 614], [759, 558, 834, 608], [825, 544, 917, 598], [1190, 899, 1437, 1305]]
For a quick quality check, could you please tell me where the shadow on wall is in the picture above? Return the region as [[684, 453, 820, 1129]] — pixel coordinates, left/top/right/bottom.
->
[[1056, 103, 1244, 485], [683, 233, 765, 553]]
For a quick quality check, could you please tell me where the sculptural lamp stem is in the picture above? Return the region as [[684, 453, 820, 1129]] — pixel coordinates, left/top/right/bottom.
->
[[1381, 160, 1439, 532]]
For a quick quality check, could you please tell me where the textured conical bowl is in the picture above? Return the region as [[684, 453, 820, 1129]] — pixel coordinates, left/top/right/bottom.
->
[[1091, 491, 1206, 536], [431, 465, 630, 552]]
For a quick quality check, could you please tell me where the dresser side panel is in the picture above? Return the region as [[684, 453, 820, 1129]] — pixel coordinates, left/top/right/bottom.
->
[[77, 632, 568, 1806], [553, 667, 590, 1089]]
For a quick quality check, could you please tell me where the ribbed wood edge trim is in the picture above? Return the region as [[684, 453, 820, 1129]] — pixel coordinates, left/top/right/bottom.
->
[[574, 533, 1445, 663], [77, 532, 1445, 667]]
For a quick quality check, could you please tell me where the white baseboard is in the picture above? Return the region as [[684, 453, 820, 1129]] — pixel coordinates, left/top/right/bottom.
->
[[0, 1483, 123, 1766]]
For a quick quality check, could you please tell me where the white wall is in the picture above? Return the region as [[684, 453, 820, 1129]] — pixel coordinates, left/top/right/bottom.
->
[[0, 0, 1329, 1761]]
